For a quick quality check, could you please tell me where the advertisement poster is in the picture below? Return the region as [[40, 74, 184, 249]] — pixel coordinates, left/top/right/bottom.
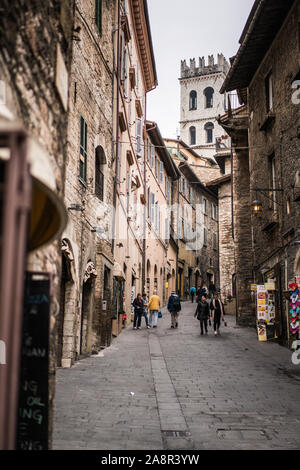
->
[[257, 323, 267, 341], [267, 291, 276, 321], [257, 285, 267, 322]]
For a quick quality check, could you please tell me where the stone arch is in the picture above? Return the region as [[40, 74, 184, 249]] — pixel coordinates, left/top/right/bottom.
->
[[204, 122, 214, 143], [80, 259, 97, 356], [95, 145, 107, 201], [189, 126, 196, 145], [146, 259, 151, 295], [189, 90, 197, 110], [204, 86, 214, 108]]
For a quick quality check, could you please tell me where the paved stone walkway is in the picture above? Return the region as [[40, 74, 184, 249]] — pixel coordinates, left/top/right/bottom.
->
[[53, 302, 300, 450]]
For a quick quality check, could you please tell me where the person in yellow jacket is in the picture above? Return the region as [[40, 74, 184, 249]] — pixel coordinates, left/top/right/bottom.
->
[[148, 290, 161, 328]]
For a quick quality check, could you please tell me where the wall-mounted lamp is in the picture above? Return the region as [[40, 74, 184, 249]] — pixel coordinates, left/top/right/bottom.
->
[[251, 199, 263, 216], [251, 187, 283, 215]]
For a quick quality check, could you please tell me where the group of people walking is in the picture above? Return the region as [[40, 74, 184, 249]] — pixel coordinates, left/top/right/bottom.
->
[[132, 290, 182, 330], [132, 286, 226, 336], [195, 293, 226, 336]]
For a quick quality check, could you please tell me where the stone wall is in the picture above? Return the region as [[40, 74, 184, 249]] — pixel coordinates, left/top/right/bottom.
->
[[62, 0, 115, 359], [218, 179, 235, 300], [0, 0, 76, 448], [233, 147, 255, 326], [247, 1, 300, 341]]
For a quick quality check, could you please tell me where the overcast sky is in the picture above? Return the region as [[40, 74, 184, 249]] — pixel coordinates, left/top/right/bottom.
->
[[146, 0, 254, 139]]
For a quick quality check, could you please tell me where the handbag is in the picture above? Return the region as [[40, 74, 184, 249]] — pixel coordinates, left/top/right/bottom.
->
[[158, 311, 162, 318]]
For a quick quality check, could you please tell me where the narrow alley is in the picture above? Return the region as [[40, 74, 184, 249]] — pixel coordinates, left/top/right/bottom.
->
[[53, 302, 300, 450]]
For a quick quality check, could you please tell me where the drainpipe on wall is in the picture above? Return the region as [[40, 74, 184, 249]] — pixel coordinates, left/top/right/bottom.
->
[[142, 93, 147, 293]]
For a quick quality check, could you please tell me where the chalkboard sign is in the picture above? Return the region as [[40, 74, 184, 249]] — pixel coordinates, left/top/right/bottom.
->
[[16, 273, 50, 450]]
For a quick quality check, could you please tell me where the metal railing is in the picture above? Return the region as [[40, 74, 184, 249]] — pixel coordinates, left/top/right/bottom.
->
[[224, 92, 243, 113]]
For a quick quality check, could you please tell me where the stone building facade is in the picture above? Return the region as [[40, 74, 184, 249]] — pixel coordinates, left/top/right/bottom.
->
[[59, 0, 116, 367], [220, 0, 300, 343], [207, 150, 235, 307], [112, 0, 157, 332], [0, 0, 75, 448], [145, 121, 179, 306], [167, 146, 219, 297], [177, 55, 235, 306]]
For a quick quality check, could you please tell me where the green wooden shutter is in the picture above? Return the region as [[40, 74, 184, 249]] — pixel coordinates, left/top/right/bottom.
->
[[95, 0, 102, 35]]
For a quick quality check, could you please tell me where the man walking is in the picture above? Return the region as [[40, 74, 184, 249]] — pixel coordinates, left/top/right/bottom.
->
[[194, 295, 210, 335], [148, 290, 160, 329], [210, 293, 225, 336], [141, 293, 150, 329], [189, 286, 196, 303], [167, 291, 181, 328]]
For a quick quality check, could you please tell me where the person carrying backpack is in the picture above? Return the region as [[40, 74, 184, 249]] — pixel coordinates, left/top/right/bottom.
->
[[167, 291, 181, 328]]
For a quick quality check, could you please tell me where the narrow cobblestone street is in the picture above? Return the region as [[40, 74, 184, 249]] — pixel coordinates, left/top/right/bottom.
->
[[53, 302, 300, 450]]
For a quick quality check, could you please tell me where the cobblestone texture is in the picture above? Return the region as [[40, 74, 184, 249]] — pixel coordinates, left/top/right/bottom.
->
[[53, 302, 300, 450]]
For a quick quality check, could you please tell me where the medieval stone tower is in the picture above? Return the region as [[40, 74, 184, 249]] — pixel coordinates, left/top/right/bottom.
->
[[179, 54, 230, 160]]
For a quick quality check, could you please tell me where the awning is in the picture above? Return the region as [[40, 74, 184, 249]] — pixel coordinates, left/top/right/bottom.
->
[[0, 108, 68, 252], [27, 138, 68, 251]]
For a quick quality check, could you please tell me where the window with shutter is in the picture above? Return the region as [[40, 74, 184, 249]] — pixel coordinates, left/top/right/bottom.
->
[[136, 118, 142, 157], [151, 193, 155, 224], [95, 146, 106, 201], [203, 227, 207, 245], [95, 0, 102, 35], [123, 48, 128, 97], [79, 116, 88, 182], [150, 144, 155, 168], [159, 161, 164, 184]]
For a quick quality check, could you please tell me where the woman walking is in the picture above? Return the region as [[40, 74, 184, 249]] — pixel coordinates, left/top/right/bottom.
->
[[142, 293, 150, 329], [210, 293, 225, 336], [132, 293, 143, 330], [194, 295, 210, 335], [148, 290, 161, 328]]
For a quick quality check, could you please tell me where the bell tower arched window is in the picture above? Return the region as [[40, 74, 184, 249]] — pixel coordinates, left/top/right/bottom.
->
[[204, 87, 214, 108], [189, 90, 197, 110], [189, 126, 196, 146], [204, 122, 214, 143]]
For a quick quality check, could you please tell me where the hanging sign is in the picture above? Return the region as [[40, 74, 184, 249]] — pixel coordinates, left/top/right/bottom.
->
[[264, 280, 276, 291]]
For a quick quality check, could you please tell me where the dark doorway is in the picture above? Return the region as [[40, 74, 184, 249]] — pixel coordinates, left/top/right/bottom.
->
[[57, 254, 72, 367], [80, 278, 93, 355]]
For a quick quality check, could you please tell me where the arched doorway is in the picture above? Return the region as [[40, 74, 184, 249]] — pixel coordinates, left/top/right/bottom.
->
[[154, 264, 158, 292], [58, 238, 75, 367], [146, 259, 151, 296], [80, 261, 97, 356]]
